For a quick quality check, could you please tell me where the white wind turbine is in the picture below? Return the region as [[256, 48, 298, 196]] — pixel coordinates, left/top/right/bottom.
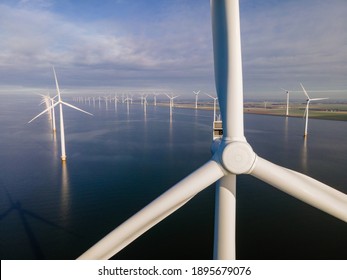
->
[[280, 88, 301, 116], [153, 93, 158, 106], [205, 92, 218, 122], [300, 83, 329, 137], [46, 94, 57, 132], [113, 94, 119, 111], [193, 90, 200, 109], [124, 95, 132, 114], [143, 95, 148, 115], [78, 0, 347, 260], [29, 67, 93, 161], [38, 94, 55, 130], [165, 93, 179, 117]]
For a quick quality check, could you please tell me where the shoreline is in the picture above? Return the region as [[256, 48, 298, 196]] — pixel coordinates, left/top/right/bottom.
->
[[161, 102, 347, 122]]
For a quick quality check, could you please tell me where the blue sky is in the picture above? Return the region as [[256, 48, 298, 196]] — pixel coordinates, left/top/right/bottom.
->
[[1, 0, 346, 100]]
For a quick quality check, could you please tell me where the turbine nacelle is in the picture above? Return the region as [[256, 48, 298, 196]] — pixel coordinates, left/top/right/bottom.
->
[[213, 140, 256, 175]]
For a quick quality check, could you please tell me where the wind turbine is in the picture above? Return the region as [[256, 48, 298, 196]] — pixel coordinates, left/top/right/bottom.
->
[[113, 94, 119, 111], [280, 88, 301, 116], [300, 83, 329, 137], [143, 95, 148, 115], [153, 93, 158, 106], [124, 95, 132, 114], [165, 93, 179, 117], [193, 90, 200, 109], [38, 93, 57, 132], [78, 0, 347, 260], [205, 92, 218, 122], [29, 67, 93, 161]]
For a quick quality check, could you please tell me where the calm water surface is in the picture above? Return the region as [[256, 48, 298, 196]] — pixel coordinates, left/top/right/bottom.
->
[[0, 95, 346, 259]]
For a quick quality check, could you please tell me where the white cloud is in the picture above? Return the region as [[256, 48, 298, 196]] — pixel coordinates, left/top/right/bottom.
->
[[0, 1, 214, 93], [240, 0, 347, 98]]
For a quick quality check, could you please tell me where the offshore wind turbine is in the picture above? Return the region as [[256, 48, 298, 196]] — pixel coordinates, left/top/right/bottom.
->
[[79, 0, 347, 260], [153, 93, 157, 106], [205, 92, 218, 122], [46, 94, 57, 132], [29, 67, 93, 161], [193, 90, 200, 109], [165, 93, 179, 117], [113, 94, 119, 111], [300, 83, 329, 137], [38, 94, 57, 131], [280, 88, 301, 116]]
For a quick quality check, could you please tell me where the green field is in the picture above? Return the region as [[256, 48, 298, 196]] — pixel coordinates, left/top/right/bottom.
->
[[169, 101, 347, 121]]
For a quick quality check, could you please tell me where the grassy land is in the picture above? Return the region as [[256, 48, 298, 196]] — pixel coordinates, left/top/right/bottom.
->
[[165, 101, 347, 121], [244, 102, 347, 121]]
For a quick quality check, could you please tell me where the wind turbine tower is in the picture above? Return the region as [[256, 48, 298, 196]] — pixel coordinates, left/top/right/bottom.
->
[[300, 83, 329, 137], [29, 67, 93, 161], [205, 93, 218, 122], [193, 90, 200, 109], [165, 93, 179, 117]]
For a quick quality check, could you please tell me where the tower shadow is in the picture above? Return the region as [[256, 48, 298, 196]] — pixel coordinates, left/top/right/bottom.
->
[[0, 185, 80, 259]]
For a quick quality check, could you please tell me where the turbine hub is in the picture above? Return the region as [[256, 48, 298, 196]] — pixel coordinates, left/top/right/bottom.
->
[[220, 141, 256, 174]]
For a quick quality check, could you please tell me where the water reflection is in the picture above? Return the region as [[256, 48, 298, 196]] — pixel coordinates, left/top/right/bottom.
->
[[60, 162, 70, 221], [301, 137, 308, 173]]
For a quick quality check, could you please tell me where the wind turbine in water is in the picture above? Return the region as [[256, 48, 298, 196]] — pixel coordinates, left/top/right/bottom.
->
[[38, 93, 57, 132], [29, 67, 93, 161], [205, 92, 218, 122], [165, 93, 179, 117], [79, 0, 347, 260], [300, 83, 329, 137], [193, 90, 200, 109], [280, 88, 301, 116]]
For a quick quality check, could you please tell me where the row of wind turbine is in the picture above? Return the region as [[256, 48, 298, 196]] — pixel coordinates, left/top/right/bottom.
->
[[29, 67, 93, 161], [78, 0, 347, 260]]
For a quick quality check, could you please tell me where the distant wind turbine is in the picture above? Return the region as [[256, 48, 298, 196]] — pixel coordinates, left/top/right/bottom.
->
[[79, 0, 347, 260], [29, 67, 93, 161], [300, 83, 329, 137], [38, 93, 57, 132], [193, 90, 200, 109], [113, 94, 119, 111], [280, 88, 301, 116], [165, 93, 179, 117], [205, 93, 218, 122], [153, 93, 157, 106]]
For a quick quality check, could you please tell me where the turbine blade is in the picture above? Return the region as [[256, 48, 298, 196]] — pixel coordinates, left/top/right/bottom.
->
[[28, 102, 59, 123], [300, 83, 310, 100], [250, 156, 347, 222], [205, 93, 215, 99], [52, 66, 62, 100], [310, 98, 329, 101], [78, 160, 224, 259], [211, 0, 245, 141], [61, 101, 93, 116]]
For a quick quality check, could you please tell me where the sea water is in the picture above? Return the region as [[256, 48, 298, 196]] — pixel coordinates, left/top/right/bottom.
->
[[0, 95, 346, 259]]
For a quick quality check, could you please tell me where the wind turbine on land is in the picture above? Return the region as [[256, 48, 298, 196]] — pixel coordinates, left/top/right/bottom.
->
[[29, 67, 93, 161], [300, 83, 329, 137], [193, 90, 200, 109], [205, 92, 218, 122], [78, 0, 347, 260]]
